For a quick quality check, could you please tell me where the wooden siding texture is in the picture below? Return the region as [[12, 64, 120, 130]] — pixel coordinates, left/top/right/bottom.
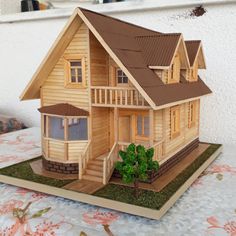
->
[[91, 107, 110, 158], [41, 23, 90, 111]]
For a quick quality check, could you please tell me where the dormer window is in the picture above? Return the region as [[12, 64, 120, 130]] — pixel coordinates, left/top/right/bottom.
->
[[117, 68, 128, 85], [64, 56, 85, 88], [168, 54, 180, 84]]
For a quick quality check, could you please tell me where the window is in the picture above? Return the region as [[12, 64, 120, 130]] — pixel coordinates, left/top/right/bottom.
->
[[136, 115, 149, 138], [64, 57, 85, 88], [68, 118, 88, 141], [46, 116, 88, 141], [117, 69, 128, 85], [49, 116, 64, 140], [188, 101, 197, 128], [70, 61, 82, 83], [168, 54, 180, 84], [170, 106, 180, 139]]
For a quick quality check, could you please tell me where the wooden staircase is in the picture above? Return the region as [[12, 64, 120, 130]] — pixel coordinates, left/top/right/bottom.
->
[[82, 153, 109, 183]]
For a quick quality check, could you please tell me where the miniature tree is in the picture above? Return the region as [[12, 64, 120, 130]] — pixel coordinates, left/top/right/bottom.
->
[[115, 143, 159, 197]]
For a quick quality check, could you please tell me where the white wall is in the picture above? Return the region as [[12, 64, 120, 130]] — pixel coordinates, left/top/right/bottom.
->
[[0, 0, 235, 145]]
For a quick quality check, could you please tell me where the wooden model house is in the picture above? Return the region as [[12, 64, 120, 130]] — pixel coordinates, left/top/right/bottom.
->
[[20, 8, 211, 185]]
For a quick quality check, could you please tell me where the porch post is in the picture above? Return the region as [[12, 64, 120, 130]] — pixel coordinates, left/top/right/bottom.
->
[[149, 109, 154, 146], [114, 107, 118, 143]]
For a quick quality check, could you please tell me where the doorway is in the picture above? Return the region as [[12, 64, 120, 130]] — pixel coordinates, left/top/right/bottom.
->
[[118, 116, 131, 143]]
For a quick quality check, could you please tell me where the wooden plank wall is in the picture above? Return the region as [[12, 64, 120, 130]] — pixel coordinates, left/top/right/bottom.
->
[[154, 99, 200, 158], [68, 142, 88, 161], [41, 23, 90, 110], [154, 110, 163, 141], [89, 31, 109, 86], [91, 107, 110, 158]]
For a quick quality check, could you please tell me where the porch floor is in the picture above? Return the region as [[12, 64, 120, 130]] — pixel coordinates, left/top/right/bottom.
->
[[63, 180, 104, 194], [110, 143, 210, 192]]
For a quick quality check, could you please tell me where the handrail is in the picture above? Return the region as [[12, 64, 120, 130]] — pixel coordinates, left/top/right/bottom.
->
[[91, 86, 148, 107], [78, 140, 91, 180], [151, 140, 164, 162], [103, 142, 118, 185], [91, 86, 137, 90]]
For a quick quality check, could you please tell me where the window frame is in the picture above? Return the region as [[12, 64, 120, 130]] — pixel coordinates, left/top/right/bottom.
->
[[135, 114, 150, 141], [43, 114, 88, 141], [168, 54, 180, 84], [116, 68, 129, 86], [170, 105, 180, 139], [64, 55, 86, 88], [188, 101, 197, 128]]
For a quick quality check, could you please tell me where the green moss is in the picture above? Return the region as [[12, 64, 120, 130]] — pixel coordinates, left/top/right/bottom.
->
[[0, 157, 75, 188], [94, 144, 222, 210]]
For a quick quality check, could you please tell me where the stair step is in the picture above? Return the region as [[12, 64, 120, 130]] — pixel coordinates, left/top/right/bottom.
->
[[87, 164, 103, 171], [86, 169, 103, 177], [90, 160, 103, 166], [83, 174, 103, 182]]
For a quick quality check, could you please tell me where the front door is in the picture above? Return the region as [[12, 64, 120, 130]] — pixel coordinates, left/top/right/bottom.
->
[[118, 116, 131, 142]]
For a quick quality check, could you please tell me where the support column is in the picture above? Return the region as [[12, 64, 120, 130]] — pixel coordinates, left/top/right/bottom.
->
[[114, 107, 118, 143], [149, 109, 154, 146]]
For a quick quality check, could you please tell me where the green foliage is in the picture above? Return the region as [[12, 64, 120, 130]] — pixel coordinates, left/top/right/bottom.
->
[[115, 143, 160, 185]]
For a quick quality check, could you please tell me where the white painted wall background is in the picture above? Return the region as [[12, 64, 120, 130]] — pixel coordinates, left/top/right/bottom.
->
[[0, 1, 235, 145]]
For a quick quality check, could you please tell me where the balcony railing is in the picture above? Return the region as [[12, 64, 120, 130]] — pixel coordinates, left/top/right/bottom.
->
[[91, 86, 149, 108]]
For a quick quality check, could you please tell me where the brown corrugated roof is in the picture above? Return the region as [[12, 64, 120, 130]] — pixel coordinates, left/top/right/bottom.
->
[[80, 8, 211, 106], [185, 40, 201, 66], [135, 34, 181, 66], [38, 103, 89, 116]]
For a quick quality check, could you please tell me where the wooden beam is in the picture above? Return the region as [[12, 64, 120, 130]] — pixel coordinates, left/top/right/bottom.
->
[[149, 109, 154, 146]]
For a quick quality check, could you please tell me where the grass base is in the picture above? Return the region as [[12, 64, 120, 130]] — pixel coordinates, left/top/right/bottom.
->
[[93, 144, 222, 210], [0, 157, 75, 188]]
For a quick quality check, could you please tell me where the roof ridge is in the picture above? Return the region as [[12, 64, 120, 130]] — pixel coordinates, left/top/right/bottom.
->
[[135, 33, 181, 39], [185, 40, 201, 43], [78, 7, 162, 35]]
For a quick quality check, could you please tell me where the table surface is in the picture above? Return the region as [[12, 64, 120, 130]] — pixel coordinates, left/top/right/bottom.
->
[[0, 128, 235, 236]]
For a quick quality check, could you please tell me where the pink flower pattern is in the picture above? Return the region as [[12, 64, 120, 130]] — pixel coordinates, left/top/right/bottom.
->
[[206, 216, 236, 236]]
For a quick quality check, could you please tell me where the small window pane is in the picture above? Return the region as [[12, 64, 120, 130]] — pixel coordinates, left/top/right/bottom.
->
[[68, 118, 88, 140], [118, 77, 123, 84], [123, 77, 128, 83], [137, 115, 142, 135], [144, 116, 149, 136], [70, 61, 81, 67], [71, 68, 76, 76], [117, 69, 122, 76], [77, 76, 82, 83], [77, 68, 82, 76], [49, 117, 64, 140], [71, 76, 76, 83]]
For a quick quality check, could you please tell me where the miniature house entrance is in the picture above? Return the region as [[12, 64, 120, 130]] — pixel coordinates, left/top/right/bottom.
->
[[118, 110, 150, 145], [118, 116, 131, 142]]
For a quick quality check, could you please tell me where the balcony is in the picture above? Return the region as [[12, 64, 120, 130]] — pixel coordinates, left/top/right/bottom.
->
[[91, 86, 149, 108]]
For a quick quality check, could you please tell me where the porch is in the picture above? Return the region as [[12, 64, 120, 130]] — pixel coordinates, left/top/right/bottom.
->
[[80, 107, 165, 184]]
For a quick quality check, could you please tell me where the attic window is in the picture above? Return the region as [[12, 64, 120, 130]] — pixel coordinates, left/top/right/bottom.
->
[[70, 61, 82, 83], [64, 57, 86, 88], [117, 69, 128, 85]]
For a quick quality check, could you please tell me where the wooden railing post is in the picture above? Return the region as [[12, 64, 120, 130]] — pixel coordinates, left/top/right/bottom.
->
[[79, 154, 82, 179], [103, 159, 107, 185]]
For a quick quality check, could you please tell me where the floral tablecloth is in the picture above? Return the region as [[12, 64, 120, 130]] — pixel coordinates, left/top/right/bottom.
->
[[0, 129, 235, 235], [0, 127, 41, 169]]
